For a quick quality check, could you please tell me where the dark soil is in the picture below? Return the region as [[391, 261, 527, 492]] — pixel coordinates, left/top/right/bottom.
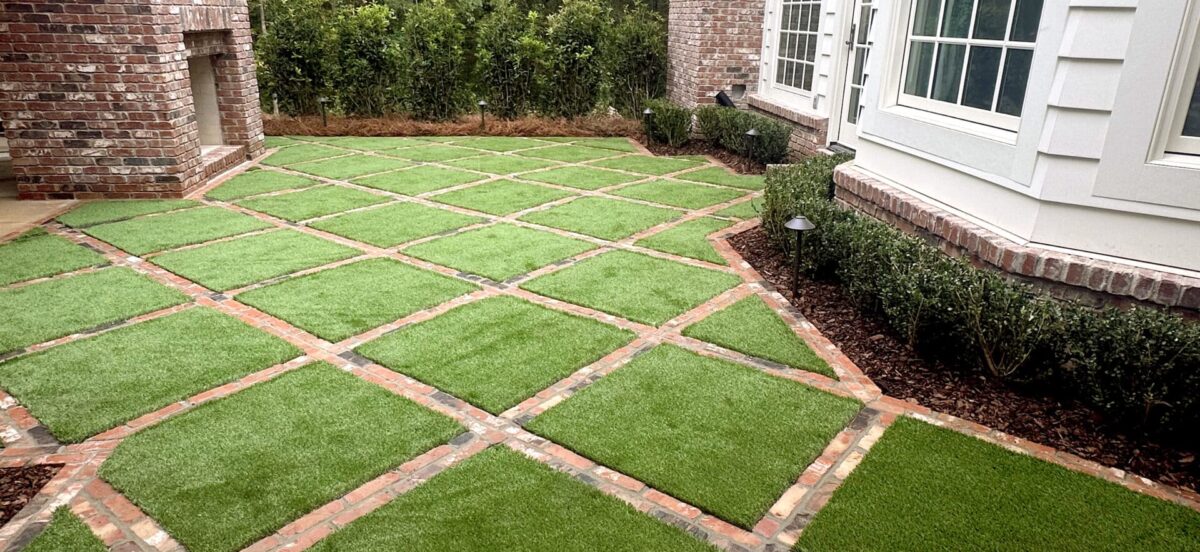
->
[[640, 140, 766, 174], [0, 464, 61, 525], [731, 226, 1199, 493]]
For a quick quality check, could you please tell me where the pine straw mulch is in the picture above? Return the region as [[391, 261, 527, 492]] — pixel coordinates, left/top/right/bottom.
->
[[0, 464, 61, 525], [263, 114, 641, 139], [730, 226, 1199, 493]]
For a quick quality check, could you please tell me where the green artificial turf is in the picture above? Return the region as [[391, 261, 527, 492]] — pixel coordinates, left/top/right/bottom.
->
[[236, 186, 388, 222], [237, 258, 478, 342], [676, 167, 766, 190], [311, 202, 482, 248], [264, 136, 301, 148], [589, 155, 705, 176], [519, 166, 643, 190], [288, 155, 412, 181], [24, 509, 106, 552], [518, 145, 618, 163], [403, 224, 595, 281], [384, 145, 480, 162], [312, 136, 426, 150], [453, 136, 545, 152], [309, 447, 714, 552], [683, 295, 833, 377], [0, 229, 106, 287], [357, 296, 633, 413], [610, 180, 746, 209], [100, 363, 463, 552], [528, 345, 861, 528], [353, 165, 486, 195], [798, 417, 1200, 551], [205, 170, 319, 201], [444, 155, 558, 175], [0, 268, 188, 354], [714, 199, 762, 219], [430, 180, 572, 215], [261, 144, 344, 167], [57, 200, 199, 228], [570, 137, 639, 152], [635, 217, 732, 264], [0, 308, 301, 442], [151, 230, 359, 291], [83, 207, 272, 256], [521, 250, 740, 326], [519, 197, 680, 241]]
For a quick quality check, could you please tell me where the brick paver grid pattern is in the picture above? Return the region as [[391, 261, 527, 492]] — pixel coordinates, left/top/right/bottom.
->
[[0, 136, 1195, 552]]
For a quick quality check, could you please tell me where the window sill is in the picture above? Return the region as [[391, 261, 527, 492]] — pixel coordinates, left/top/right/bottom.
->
[[1151, 153, 1200, 171], [747, 94, 829, 129], [881, 104, 1020, 145]]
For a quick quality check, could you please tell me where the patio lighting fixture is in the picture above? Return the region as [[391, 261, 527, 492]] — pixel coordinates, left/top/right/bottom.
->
[[478, 100, 489, 129], [715, 91, 737, 108], [642, 107, 655, 133], [784, 215, 816, 299], [745, 128, 760, 162], [317, 96, 330, 127]]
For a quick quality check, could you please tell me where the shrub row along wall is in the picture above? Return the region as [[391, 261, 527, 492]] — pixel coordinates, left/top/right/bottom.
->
[[762, 156, 1200, 443], [255, 0, 666, 120]]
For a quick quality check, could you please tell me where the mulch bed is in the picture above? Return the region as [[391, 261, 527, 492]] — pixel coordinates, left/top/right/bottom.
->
[[730, 226, 1199, 493], [640, 140, 766, 175], [0, 464, 61, 525], [263, 114, 640, 139]]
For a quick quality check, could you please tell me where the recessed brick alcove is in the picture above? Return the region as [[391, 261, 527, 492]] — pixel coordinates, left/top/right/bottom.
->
[[0, 0, 265, 200]]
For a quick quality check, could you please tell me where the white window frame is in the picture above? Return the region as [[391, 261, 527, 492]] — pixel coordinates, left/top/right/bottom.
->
[[895, 0, 1039, 132], [1165, 38, 1200, 156], [762, 0, 824, 104]]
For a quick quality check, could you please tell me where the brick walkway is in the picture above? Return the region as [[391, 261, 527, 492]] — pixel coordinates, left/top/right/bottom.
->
[[0, 137, 1197, 552]]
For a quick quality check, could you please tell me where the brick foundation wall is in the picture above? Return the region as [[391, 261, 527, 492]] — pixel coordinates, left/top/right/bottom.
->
[[0, 0, 264, 200], [834, 163, 1200, 313], [747, 94, 828, 160], [667, 0, 765, 108]]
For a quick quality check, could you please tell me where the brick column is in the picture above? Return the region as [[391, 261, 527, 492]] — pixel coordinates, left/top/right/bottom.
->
[[667, 0, 765, 108]]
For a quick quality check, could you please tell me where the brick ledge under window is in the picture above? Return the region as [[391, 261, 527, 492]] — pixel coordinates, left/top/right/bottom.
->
[[747, 94, 828, 131]]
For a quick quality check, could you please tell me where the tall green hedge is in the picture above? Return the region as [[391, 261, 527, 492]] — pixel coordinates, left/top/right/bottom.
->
[[696, 106, 792, 164], [763, 156, 1200, 440]]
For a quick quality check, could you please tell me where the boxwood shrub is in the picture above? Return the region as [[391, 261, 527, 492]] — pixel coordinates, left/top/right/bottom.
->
[[696, 106, 791, 164], [642, 99, 692, 147], [763, 156, 1200, 440]]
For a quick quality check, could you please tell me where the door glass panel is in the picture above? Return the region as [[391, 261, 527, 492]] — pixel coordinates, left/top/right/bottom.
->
[[1009, 0, 1043, 43], [904, 41, 936, 97], [997, 48, 1033, 116], [962, 46, 1002, 109], [931, 43, 966, 102], [973, 0, 1011, 40], [940, 0, 974, 38], [847, 88, 862, 124]]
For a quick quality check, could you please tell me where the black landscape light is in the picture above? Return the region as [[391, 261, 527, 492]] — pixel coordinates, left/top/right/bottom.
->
[[642, 107, 655, 133], [478, 100, 489, 130], [317, 96, 330, 127], [784, 215, 816, 299], [715, 91, 737, 108], [745, 128, 760, 163]]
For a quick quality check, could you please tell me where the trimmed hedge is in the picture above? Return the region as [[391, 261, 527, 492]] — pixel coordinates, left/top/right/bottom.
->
[[696, 106, 791, 164], [763, 156, 1200, 440], [642, 99, 691, 147]]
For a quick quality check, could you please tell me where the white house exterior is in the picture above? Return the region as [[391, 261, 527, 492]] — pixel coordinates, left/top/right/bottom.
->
[[668, 0, 1200, 310]]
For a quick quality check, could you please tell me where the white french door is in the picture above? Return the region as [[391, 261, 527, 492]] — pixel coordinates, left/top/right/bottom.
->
[[836, 0, 876, 149]]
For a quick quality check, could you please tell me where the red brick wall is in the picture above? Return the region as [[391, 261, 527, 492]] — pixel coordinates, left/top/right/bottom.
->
[[667, 0, 765, 108], [0, 0, 263, 200]]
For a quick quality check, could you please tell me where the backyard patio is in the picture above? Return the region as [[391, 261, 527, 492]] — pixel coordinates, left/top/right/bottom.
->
[[0, 136, 1197, 551]]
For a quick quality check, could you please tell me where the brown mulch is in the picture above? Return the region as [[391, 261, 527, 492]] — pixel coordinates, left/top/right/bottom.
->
[[730, 226, 1199, 493], [263, 114, 641, 139], [640, 140, 766, 174], [0, 464, 61, 525]]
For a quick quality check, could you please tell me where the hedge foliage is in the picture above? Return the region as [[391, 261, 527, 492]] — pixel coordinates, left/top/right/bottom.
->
[[763, 156, 1200, 440], [642, 98, 692, 147], [697, 106, 791, 164], [255, 0, 666, 121]]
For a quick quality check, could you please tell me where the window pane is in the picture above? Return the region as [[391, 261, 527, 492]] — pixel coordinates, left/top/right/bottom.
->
[[1009, 0, 1043, 43], [997, 48, 1033, 115], [802, 63, 814, 89], [848, 88, 862, 124], [1184, 73, 1200, 137], [904, 41, 936, 97], [931, 43, 966, 103], [912, 0, 942, 36], [973, 0, 1011, 40], [962, 46, 1002, 109], [805, 32, 817, 60], [853, 49, 867, 86], [940, 0, 974, 38]]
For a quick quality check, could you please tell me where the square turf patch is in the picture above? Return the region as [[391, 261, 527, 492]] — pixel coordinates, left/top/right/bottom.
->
[[353, 165, 486, 196], [24, 509, 106, 552], [676, 167, 766, 190], [521, 250, 740, 326], [312, 136, 426, 151], [0, 268, 188, 354], [528, 344, 860, 528], [430, 180, 572, 215], [453, 136, 545, 152], [403, 224, 595, 282], [683, 295, 833, 377], [264, 136, 301, 148], [308, 446, 714, 552], [288, 155, 412, 180], [570, 137, 639, 152], [57, 200, 199, 228], [100, 363, 462, 552], [518, 145, 618, 163], [0, 308, 300, 442], [384, 145, 480, 162], [444, 155, 558, 175], [610, 180, 746, 209], [236, 186, 388, 222], [357, 296, 633, 413], [589, 155, 705, 176], [0, 229, 106, 287], [714, 198, 762, 219], [635, 217, 732, 265], [520, 166, 643, 190], [261, 144, 344, 166], [236, 258, 478, 342], [83, 207, 272, 256], [150, 230, 360, 291], [518, 197, 680, 241], [311, 202, 482, 248], [205, 170, 319, 201], [798, 417, 1200, 551]]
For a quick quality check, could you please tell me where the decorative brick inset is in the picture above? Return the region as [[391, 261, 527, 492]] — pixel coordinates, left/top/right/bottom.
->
[[667, 0, 764, 108]]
